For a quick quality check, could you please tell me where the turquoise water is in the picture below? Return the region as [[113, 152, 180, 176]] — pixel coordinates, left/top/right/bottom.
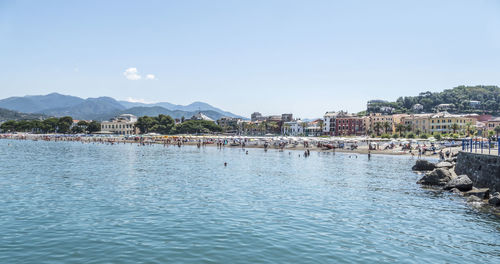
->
[[0, 139, 499, 263]]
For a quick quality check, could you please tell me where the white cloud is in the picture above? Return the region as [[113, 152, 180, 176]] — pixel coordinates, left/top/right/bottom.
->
[[123, 67, 141, 80], [145, 74, 156, 80]]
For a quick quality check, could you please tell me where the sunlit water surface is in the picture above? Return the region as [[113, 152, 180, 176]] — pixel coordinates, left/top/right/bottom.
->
[[0, 140, 499, 263]]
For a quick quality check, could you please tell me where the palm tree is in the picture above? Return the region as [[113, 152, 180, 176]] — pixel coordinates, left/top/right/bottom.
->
[[301, 122, 308, 136], [257, 122, 266, 135], [494, 126, 500, 139], [396, 124, 405, 137], [282, 123, 290, 135], [318, 120, 324, 135], [374, 122, 382, 136], [405, 124, 412, 133], [465, 122, 472, 137], [450, 123, 459, 134], [383, 122, 390, 134]]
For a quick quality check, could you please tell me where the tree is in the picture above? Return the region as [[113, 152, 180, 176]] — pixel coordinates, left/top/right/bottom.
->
[[450, 123, 459, 134], [301, 122, 307, 136], [173, 120, 222, 134], [374, 122, 382, 136], [77, 120, 89, 127], [71, 126, 84, 134], [395, 124, 405, 137], [494, 126, 500, 139], [42, 118, 59, 133], [465, 122, 473, 137], [0, 120, 18, 132], [135, 116, 157, 134], [383, 122, 390, 134], [87, 121, 101, 133], [57, 116, 73, 134], [318, 120, 325, 135], [151, 114, 175, 134]]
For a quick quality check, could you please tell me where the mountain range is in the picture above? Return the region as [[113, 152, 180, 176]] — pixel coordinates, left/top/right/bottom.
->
[[0, 93, 245, 121]]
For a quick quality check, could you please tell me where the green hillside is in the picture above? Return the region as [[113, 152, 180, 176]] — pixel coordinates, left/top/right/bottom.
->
[[368, 85, 500, 114], [0, 107, 46, 122]]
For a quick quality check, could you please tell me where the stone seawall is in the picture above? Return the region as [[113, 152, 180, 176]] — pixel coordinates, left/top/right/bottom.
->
[[455, 152, 500, 193]]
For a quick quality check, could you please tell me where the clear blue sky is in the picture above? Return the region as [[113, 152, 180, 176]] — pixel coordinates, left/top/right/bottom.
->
[[1, 0, 500, 118]]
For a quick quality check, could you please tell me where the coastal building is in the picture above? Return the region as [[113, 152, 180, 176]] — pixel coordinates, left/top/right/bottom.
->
[[217, 117, 242, 133], [190, 112, 214, 121], [323, 111, 337, 135], [402, 114, 432, 134], [323, 111, 364, 136], [281, 113, 293, 122], [428, 112, 475, 134], [412, 103, 424, 112], [217, 117, 241, 127], [305, 119, 323, 136], [363, 113, 394, 135], [101, 114, 138, 135], [282, 120, 304, 136], [469, 100, 481, 108], [251, 112, 264, 122], [335, 112, 365, 136], [486, 117, 500, 131], [434, 103, 455, 112], [266, 115, 282, 122]]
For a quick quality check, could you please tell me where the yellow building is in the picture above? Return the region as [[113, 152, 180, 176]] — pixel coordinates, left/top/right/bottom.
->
[[402, 114, 432, 134], [428, 113, 475, 134]]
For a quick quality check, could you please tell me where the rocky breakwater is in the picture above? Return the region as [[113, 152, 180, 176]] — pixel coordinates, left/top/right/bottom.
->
[[412, 157, 500, 210]]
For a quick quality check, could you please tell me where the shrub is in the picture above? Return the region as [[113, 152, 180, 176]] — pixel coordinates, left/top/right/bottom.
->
[[420, 134, 429, 139], [391, 133, 399, 139], [406, 132, 415, 138], [381, 133, 390, 139]]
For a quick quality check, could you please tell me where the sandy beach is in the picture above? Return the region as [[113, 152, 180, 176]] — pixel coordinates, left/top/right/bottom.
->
[[0, 133, 479, 158]]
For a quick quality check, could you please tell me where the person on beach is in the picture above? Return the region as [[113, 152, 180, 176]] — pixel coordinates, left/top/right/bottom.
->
[[418, 148, 422, 159], [368, 150, 371, 160]]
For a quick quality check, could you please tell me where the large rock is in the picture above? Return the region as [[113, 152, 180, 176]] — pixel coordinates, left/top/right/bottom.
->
[[464, 188, 490, 199], [443, 175, 473, 191], [488, 192, 500, 206], [467, 196, 482, 203], [412, 160, 436, 171], [417, 168, 452, 186], [436, 161, 453, 169]]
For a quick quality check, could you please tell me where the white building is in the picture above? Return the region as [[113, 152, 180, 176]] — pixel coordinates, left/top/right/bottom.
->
[[101, 114, 138, 135], [282, 120, 304, 136], [323, 111, 337, 135], [190, 112, 214, 122]]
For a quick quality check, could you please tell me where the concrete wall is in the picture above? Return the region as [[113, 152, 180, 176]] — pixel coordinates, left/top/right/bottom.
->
[[455, 151, 500, 193]]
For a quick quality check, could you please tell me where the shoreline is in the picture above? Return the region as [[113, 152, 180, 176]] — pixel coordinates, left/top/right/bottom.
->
[[0, 133, 458, 158]]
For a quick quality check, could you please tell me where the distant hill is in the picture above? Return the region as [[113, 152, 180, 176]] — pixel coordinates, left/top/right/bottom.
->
[[118, 100, 244, 119], [0, 93, 246, 121], [0, 107, 46, 121], [0, 93, 84, 113], [367, 85, 500, 114], [40, 97, 126, 120], [109, 106, 229, 121]]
